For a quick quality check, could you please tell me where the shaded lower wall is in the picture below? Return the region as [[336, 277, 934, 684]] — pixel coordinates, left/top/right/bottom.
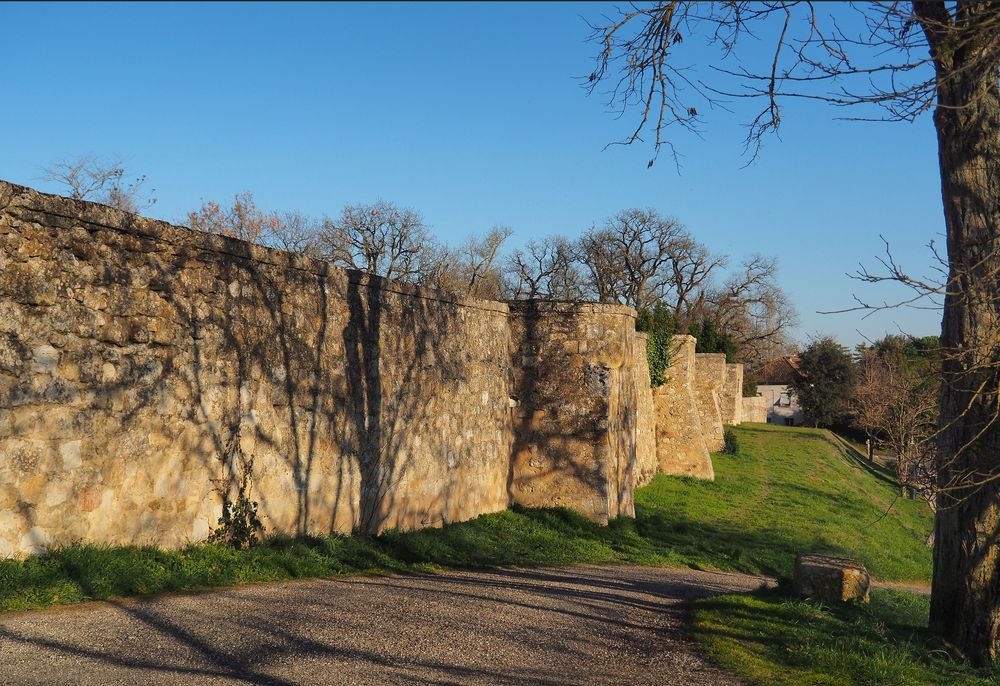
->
[[507, 302, 654, 523]]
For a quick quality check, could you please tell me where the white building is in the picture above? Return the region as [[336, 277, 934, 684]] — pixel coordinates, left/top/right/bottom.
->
[[755, 356, 805, 426]]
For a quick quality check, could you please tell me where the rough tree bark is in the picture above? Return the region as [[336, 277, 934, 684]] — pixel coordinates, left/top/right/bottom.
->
[[922, 0, 1000, 664]]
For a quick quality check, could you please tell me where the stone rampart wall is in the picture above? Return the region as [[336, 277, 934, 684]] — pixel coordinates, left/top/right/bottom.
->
[[741, 396, 769, 423], [652, 336, 713, 480], [0, 181, 656, 555], [0, 181, 521, 555], [693, 353, 728, 452], [508, 302, 653, 522], [631, 332, 658, 487]]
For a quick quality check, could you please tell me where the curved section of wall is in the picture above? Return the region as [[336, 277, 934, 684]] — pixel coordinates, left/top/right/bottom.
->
[[507, 301, 650, 523], [652, 336, 713, 480], [694, 353, 727, 453]]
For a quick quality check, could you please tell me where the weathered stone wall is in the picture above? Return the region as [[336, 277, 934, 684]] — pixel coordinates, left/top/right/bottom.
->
[[720, 364, 744, 425], [631, 332, 658, 487], [508, 302, 653, 523], [0, 181, 516, 556], [693, 353, 728, 452], [741, 396, 768, 423], [652, 336, 713, 480], [0, 181, 659, 555]]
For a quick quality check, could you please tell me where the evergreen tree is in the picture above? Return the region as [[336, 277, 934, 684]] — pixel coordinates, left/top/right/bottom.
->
[[793, 336, 855, 428]]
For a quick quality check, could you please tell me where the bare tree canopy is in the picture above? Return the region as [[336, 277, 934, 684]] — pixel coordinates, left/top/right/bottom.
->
[[578, 208, 688, 310], [42, 155, 156, 213], [424, 226, 514, 300], [575, 208, 794, 368], [187, 193, 323, 258], [665, 233, 727, 325], [505, 236, 585, 301], [188, 192, 283, 246], [585, 2, 993, 164], [853, 337, 939, 501], [273, 210, 323, 258], [708, 254, 798, 370], [318, 201, 437, 283], [460, 226, 514, 300], [585, 0, 1000, 663]]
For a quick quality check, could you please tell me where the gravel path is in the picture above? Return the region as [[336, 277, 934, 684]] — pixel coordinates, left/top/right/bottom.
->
[[0, 565, 771, 686]]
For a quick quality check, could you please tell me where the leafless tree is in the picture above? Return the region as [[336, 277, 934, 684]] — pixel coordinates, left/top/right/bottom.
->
[[461, 226, 513, 299], [424, 226, 514, 300], [578, 208, 687, 310], [584, 0, 1000, 662], [576, 208, 791, 369], [273, 210, 323, 258], [188, 195, 323, 258], [853, 345, 939, 501], [188, 192, 282, 246], [505, 236, 585, 300], [318, 201, 437, 283], [665, 235, 727, 326], [42, 155, 156, 213], [708, 255, 798, 370]]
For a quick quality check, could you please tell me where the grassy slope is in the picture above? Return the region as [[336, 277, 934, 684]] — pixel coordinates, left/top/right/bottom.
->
[[637, 424, 933, 582], [693, 588, 999, 685], [682, 428, 997, 684], [0, 424, 933, 614]]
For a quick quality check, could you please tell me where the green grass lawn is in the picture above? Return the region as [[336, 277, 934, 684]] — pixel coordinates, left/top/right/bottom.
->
[[0, 424, 933, 613], [636, 424, 933, 582], [693, 588, 1000, 685]]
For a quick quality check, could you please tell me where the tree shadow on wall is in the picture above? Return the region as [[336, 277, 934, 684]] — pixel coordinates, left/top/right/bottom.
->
[[507, 301, 619, 522], [340, 273, 471, 535], [3, 197, 482, 547], [149, 226, 471, 538]]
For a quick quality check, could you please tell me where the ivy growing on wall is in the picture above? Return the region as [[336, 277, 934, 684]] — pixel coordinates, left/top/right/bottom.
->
[[636, 303, 676, 387]]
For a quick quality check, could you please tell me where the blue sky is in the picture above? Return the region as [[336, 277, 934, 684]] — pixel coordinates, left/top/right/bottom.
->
[[4, 2, 945, 346]]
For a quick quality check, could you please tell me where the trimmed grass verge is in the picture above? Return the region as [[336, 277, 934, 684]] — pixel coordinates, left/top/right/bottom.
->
[[1, 424, 933, 613], [693, 587, 998, 685]]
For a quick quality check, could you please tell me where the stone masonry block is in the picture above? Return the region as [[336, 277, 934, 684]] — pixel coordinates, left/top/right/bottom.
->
[[794, 553, 872, 604]]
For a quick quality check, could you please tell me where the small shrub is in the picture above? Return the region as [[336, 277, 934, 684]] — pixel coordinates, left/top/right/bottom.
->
[[209, 493, 263, 549], [723, 428, 740, 455], [208, 445, 264, 549]]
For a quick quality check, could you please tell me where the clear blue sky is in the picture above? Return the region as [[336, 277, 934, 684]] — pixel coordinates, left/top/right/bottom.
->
[[4, 2, 945, 347]]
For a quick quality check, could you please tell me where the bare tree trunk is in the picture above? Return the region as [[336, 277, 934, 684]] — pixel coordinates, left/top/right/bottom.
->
[[927, 16, 1000, 662]]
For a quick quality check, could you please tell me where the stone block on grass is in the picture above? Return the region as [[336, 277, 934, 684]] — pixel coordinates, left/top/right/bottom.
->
[[794, 553, 871, 604]]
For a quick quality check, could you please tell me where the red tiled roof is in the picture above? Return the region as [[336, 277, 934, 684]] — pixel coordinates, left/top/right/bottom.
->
[[757, 355, 805, 385]]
